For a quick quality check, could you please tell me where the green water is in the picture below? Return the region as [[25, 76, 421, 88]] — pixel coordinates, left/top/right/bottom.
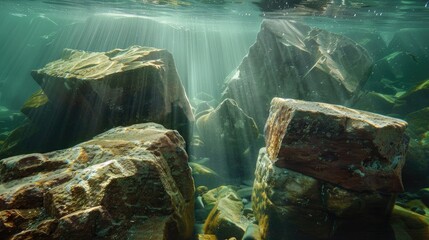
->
[[1, 0, 428, 108], [0, 0, 429, 239]]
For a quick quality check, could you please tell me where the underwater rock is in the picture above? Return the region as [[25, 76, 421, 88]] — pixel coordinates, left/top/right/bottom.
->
[[387, 28, 429, 84], [394, 79, 429, 115], [390, 205, 429, 240], [252, 148, 334, 239], [352, 91, 396, 115], [0, 123, 194, 240], [196, 98, 259, 180], [202, 185, 241, 211], [242, 223, 262, 240], [197, 234, 217, 240], [368, 51, 421, 91], [405, 107, 429, 139], [203, 196, 250, 240], [402, 140, 429, 191], [252, 148, 397, 240], [265, 97, 409, 192], [222, 19, 373, 129], [29, 46, 193, 151], [343, 30, 387, 61]]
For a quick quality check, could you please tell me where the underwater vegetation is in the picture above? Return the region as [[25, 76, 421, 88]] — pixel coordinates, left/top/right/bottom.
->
[[0, 0, 429, 239]]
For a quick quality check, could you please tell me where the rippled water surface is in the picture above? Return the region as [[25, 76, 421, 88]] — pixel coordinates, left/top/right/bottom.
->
[[1, 0, 428, 107]]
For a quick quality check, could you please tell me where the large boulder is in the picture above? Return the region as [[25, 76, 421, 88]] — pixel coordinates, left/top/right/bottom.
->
[[265, 98, 409, 193], [252, 148, 396, 240], [3, 46, 194, 157], [0, 123, 194, 240], [222, 19, 373, 128]]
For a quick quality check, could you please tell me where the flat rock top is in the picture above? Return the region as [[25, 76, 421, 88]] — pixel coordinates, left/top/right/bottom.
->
[[36, 46, 168, 80], [271, 98, 407, 129]]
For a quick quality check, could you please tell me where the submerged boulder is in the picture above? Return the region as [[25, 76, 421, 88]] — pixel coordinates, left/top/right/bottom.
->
[[203, 197, 250, 240], [0, 123, 194, 240], [252, 148, 396, 240], [222, 19, 373, 128], [195, 98, 259, 180], [4, 46, 194, 157], [265, 97, 409, 193]]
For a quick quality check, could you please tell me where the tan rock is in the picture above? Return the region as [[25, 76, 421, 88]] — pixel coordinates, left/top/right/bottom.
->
[[202, 185, 240, 210], [203, 197, 250, 240], [3, 46, 194, 158], [0, 123, 194, 239], [265, 98, 409, 192]]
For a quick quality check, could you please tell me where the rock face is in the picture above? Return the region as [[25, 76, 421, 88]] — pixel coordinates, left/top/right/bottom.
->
[[265, 98, 409, 193], [252, 148, 396, 240], [1, 46, 194, 158], [0, 123, 194, 240], [222, 20, 373, 128], [195, 98, 259, 180]]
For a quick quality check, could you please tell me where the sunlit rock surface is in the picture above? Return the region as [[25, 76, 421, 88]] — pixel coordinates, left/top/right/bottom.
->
[[203, 188, 251, 240], [265, 98, 409, 192], [252, 148, 396, 240], [195, 98, 259, 180], [6, 46, 193, 157], [222, 19, 373, 128], [0, 123, 194, 239]]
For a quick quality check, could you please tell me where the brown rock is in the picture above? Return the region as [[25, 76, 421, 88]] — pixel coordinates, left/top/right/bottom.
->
[[0, 123, 194, 239], [252, 148, 396, 240], [2, 46, 194, 158], [252, 148, 336, 239], [265, 98, 409, 192]]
